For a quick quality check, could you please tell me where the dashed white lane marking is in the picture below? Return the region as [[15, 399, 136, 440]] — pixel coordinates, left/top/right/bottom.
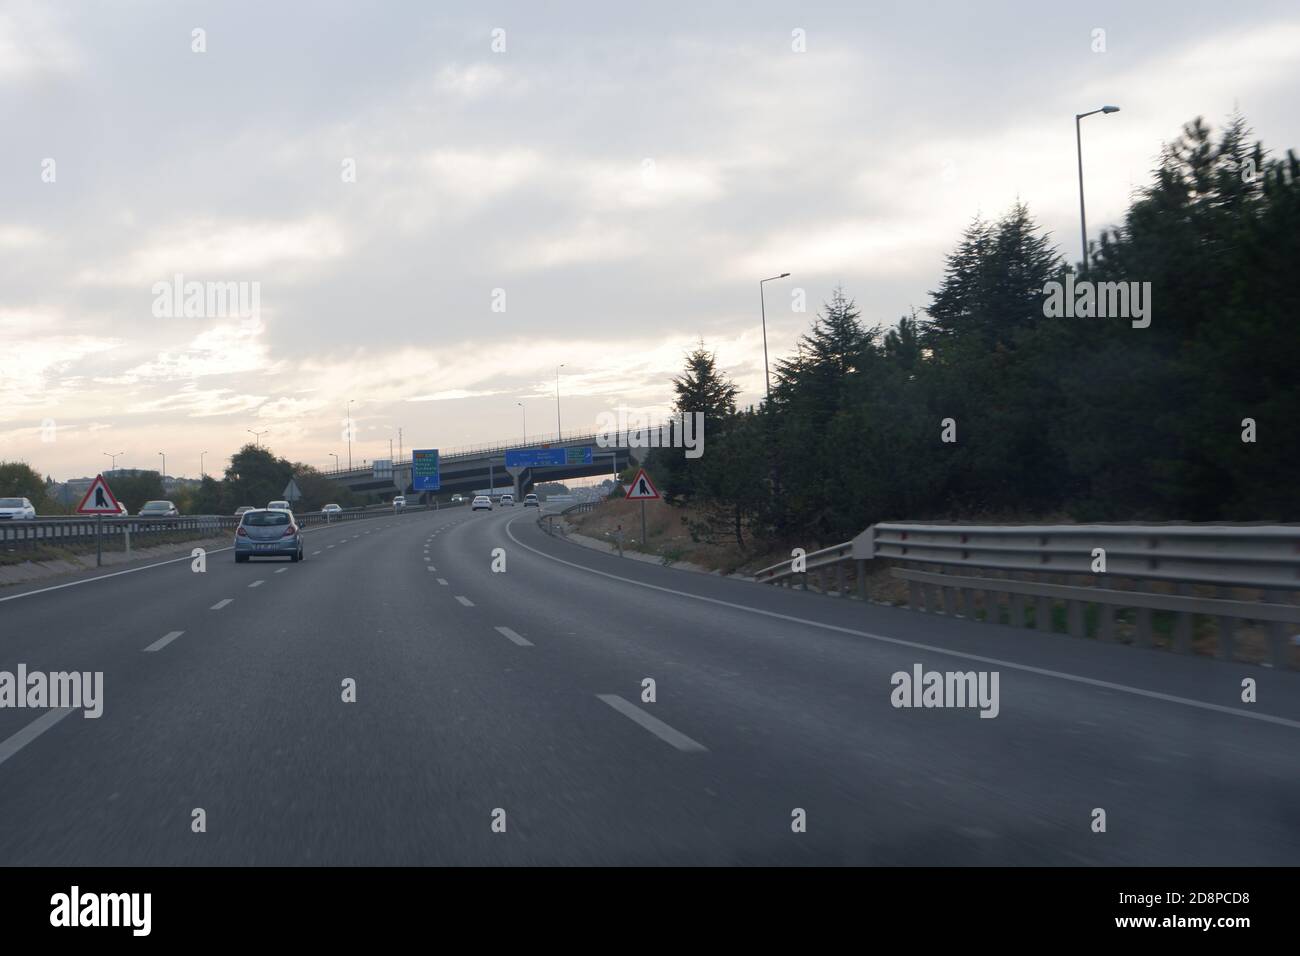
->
[[211, 599, 233, 610], [144, 630, 185, 652], [494, 626, 533, 647], [455, 596, 475, 607], [423, 557, 430, 562], [313, 550, 322, 555], [596, 694, 707, 752], [275, 568, 287, 574], [0, 708, 78, 768], [327, 545, 335, 549], [437, 578, 448, 585], [248, 580, 264, 588], [427, 566, 437, 572], [505, 519, 1300, 734]]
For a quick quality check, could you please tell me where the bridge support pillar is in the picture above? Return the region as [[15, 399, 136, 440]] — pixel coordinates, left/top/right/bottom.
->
[[505, 466, 525, 500]]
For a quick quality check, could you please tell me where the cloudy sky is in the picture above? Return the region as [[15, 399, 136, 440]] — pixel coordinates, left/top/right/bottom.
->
[[2, 0, 1298, 479]]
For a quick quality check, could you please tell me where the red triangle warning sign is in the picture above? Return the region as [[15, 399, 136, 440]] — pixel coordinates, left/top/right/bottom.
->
[[76, 474, 123, 514], [625, 468, 660, 500]]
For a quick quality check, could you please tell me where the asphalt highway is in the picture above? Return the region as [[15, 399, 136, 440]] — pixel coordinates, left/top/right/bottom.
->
[[0, 506, 1296, 865]]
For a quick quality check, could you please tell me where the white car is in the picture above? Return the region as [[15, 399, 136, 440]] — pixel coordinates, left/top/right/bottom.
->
[[139, 500, 179, 517], [267, 500, 291, 512], [393, 495, 407, 510], [523, 493, 540, 508], [471, 495, 492, 511], [322, 503, 342, 514], [0, 497, 36, 520], [499, 494, 515, 507]]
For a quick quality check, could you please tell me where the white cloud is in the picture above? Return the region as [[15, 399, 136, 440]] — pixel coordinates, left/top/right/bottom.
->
[[77, 218, 347, 287]]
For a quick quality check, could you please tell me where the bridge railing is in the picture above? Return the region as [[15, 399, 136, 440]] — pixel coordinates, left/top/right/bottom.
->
[[320, 427, 657, 478], [754, 522, 1300, 668]]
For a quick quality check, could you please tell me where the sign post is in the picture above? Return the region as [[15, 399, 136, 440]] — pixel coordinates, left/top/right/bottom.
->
[[76, 474, 123, 567], [624, 468, 660, 548]]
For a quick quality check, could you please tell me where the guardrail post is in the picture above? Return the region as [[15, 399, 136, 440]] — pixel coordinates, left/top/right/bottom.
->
[[1098, 605, 1116, 642], [1067, 599, 1084, 638], [1173, 583, 1194, 653], [908, 580, 921, 610], [1216, 586, 1234, 661], [836, 563, 845, 596], [1010, 591, 1025, 628], [941, 582, 956, 616], [1266, 590, 1289, 668], [1035, 595, 1052, 633], [1135, 607, 1153, 647]]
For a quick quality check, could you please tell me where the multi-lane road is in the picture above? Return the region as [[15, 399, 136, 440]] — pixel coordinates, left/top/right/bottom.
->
[[0, 505, 1297, 865]]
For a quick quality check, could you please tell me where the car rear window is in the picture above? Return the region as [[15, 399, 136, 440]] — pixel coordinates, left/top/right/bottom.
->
[[244, 511, 290, 526], [0, 498, 23, 507]]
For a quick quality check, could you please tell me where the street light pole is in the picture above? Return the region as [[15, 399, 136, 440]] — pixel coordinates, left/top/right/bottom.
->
[[247, 428, 268, 448], [200, 451, 207, 477], [330, 452, 339, 471], [103, 451, 124, 472], [759, 273, 791, 401], [555, 365, 566, 440], [517, 401, 526, 443], [347, 400, 354, 470], [158, 452, 166, 483], [1075, 105, 1120, 272]]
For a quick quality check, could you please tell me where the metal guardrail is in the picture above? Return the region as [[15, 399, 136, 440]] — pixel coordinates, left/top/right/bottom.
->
[[0, 502, 454, 551], [755, 522, 1300, 668], [539, 500, 596, 537]]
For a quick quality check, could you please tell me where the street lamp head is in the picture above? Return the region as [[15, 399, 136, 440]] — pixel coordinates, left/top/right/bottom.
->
[[779, 272, 790, 278], [1102, 105, 1120, 114]]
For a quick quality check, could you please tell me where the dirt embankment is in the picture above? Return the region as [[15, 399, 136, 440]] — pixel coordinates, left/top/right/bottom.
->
[[564, 498, 788, 575]]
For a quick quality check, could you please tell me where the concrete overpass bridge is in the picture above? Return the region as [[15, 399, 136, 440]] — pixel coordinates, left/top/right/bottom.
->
[[324, 431, 640, 502]]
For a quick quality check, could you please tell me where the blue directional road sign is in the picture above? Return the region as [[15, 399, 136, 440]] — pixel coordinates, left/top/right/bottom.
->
[[505, 446, 593, 468], [412, 449, 440, 490]]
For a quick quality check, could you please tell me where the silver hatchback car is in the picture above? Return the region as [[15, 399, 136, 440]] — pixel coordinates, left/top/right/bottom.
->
[[235, 508, 304, 563]]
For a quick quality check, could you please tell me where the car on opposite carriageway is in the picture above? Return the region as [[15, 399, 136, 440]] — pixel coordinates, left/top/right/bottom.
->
[[0, 497, 36, 520]]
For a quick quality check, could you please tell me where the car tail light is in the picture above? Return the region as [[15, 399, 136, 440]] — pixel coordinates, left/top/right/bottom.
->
[[237, 527, 248, 537], [282, 524, 298, 537]]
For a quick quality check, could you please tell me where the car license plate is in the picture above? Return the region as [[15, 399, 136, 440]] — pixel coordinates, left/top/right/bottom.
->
[[255, 543, 277, 551]]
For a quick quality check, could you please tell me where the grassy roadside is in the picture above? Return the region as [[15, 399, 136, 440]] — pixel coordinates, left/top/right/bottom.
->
[[565, 498, 790, 575], [0, 532, 232, 588]]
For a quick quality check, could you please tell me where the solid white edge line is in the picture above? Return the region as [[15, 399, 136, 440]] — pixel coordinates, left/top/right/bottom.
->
[[505, 517, 1300, 732], [597, 694, 707, 752]]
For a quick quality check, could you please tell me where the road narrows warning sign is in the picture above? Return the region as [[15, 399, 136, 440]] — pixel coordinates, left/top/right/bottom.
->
[[76, 474, 122, 515], [625, 468, 660, 500]]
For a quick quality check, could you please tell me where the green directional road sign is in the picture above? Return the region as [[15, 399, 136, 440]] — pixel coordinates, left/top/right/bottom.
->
[[412, 449, 440, 491]]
